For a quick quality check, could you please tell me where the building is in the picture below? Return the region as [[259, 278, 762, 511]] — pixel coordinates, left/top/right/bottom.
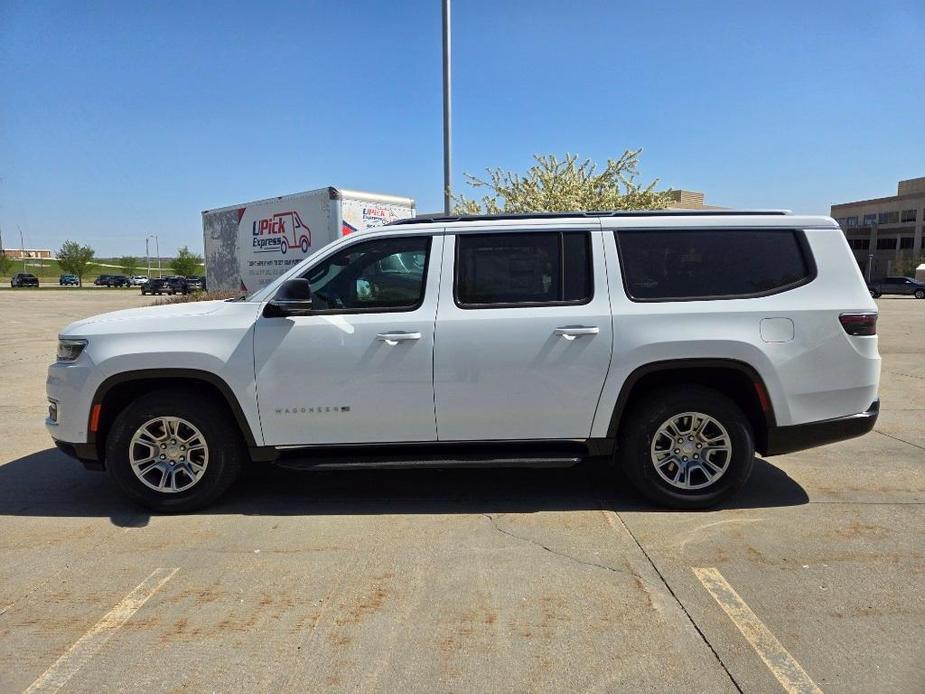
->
[[666, 190, 726, 210], [0, 248, 54, 260], [831, 177, 925, 280]]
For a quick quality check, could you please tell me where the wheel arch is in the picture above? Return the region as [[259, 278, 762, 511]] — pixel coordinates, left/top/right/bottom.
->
[[608, 359, 776, 454], [88, 369, 258, 463]]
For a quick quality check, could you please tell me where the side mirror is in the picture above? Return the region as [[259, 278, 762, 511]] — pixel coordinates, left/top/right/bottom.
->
[[264, 278, 313, 317]]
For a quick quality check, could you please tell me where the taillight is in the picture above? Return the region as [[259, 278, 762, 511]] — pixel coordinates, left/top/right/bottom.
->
[[839, 313, 877, 336]]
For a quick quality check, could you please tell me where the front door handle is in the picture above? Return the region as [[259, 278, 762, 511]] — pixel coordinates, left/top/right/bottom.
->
[[376, 331, 422, 345], [554, 326, 599, 340]]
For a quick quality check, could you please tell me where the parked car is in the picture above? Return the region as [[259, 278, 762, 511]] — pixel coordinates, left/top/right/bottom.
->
[[11, 272, 39, 288], [130, 275, 149, 286], [185, 276, 206, 292], [59, 274, 79, 286], [47, 211, 880, 513], [167, 276, 191, 295], [93, 274, 130, 287], [867, 276, 925, 299], [140, 277, 170, 295]]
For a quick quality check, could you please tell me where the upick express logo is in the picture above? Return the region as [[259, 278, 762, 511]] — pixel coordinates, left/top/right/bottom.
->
[[251, 210, 312, 254]]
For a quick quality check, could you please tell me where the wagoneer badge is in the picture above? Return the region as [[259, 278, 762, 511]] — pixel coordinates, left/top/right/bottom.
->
[[274, 406, 351, 415]]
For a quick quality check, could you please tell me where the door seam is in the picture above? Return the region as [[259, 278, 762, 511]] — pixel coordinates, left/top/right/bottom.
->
[[431, 233, 446, 440]]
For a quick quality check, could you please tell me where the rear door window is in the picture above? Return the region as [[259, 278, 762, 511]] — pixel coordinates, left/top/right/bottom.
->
[[454, 232, 592, 308], [616, 229, 814, 301]]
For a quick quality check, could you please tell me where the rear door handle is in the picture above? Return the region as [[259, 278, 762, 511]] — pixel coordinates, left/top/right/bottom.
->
[[554, 326, 599, 340], [376, 331, 422, 345]]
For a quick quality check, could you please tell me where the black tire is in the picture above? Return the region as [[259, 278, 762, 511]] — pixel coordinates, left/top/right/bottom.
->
[[915, 289, 924, 299], [105, 388, 245, 512], [870, 289, 881, 299], [618, 385, 754, 509]]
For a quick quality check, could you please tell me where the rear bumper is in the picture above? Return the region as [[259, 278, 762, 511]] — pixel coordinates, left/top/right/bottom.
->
[[764, 398, 879, 456]]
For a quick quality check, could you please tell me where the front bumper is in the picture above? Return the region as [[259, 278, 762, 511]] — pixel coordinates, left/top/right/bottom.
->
[[764, 398, 879, 456], [53, 439, 104, 470], [47, 356, 102, 471], [46, 358, 96, 444]]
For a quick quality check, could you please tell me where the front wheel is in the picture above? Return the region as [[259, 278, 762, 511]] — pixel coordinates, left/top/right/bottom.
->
[[870, 289, 881, 299], [915, 289, 925, 299], [105, 389, 245, 512], [618, 386, 755, 509]]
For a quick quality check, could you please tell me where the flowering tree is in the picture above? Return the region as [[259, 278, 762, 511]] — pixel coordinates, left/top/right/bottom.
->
[[452, 150, 672, 214]]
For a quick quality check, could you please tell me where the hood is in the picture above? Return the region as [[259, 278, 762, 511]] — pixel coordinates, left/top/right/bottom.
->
[[60, 300, 250, 336]]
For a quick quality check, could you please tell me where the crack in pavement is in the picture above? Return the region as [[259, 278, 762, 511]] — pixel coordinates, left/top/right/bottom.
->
[[874, 429, 925, 451], [481, 513, 630, 576], [599, 500, 744, 694], [808, 499, 924, 505], [885, 369, 925, 381]]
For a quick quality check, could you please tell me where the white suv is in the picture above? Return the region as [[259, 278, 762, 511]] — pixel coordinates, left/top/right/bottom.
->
[[46, 211, 880, 512]]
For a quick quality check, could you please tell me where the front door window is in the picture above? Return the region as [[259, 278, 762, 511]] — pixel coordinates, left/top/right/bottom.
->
[[302, 237, 430, 312]]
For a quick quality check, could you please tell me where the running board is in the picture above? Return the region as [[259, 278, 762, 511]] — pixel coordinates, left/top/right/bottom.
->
[[273, 455, 582, 471], [266, 439, 613, 471]]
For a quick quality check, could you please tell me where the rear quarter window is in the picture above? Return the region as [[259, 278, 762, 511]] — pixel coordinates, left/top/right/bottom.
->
[[616, 228, 815, 301]]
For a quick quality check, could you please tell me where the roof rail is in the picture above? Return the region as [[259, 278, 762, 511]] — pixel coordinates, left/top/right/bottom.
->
[[387, 210, 792, 225]]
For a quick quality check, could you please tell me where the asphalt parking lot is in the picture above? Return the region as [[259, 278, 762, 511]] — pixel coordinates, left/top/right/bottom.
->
[[0, 291, 922, 693]]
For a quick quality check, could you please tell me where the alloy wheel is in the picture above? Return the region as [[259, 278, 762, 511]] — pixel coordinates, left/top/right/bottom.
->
[[650, 411, 732, 490], [129, 416, 209, 493]]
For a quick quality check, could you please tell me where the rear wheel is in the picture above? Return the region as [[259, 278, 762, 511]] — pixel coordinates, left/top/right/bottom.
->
[[618, 386, 754, 509], [870, 289, 881, 299], [915, 289, 924, 299], [105, 389, 244, 512]]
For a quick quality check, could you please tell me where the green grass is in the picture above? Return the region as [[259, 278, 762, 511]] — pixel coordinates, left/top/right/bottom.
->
[[1, 257, 204, 283], [0, 285, 140, 290]]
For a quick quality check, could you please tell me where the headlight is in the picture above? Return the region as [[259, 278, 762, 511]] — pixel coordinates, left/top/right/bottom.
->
[[57, 338, 88, 362]]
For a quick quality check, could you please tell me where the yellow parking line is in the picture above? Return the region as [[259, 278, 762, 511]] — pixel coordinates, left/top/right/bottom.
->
[[693, 567, 822, 694], [24, 567, 179, 694]]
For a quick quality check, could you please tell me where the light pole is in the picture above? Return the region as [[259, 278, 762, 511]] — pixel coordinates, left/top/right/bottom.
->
[[867, 221, 877, 282], [146, 234, 161, 278], [18, 226, 25, 273], [442, 0, 452, 214]]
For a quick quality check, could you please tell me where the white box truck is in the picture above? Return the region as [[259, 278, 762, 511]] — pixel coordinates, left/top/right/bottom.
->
[[203, 187, 415, 292]]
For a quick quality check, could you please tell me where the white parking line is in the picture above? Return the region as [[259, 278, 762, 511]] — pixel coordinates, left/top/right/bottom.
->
[[24, 567, 179, 694], [693, 567, 822, 694]]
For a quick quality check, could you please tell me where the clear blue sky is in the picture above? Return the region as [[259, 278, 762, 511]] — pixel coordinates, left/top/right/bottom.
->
[[1, 0, 923, 256]]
